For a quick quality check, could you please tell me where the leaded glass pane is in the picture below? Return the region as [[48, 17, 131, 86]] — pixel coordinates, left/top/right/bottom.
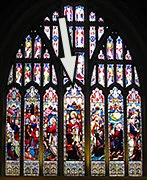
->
[[106, 36, 114, 60], [43, 49, 50, 59], [24, 63, 32, 86], [116, 64, 123, 86], [75, 6, 84, 22], [16, 49, 23, 59], [134, 66, 140, 87], [52, 11, 59, 21], [91, 65, 96, 86], [33, 63, 41, 86], [127, 88, 142, 176], [75, 26, 84, 48], [64, 5, 73, 22], [43, 63, 50, 86], [89, 26, 96, 58], [125, 65, 132, 87], [116, 36, 123, 60], [16, 63, 22, 86], [64, 84, 85, 176], [63, 71, 69, 84], [34, 35, 42, 59], [90, 88, 105, 176], [25, 35, 32, 59], [125, 50, 132, 60], [5, 88, 21, 176], [107, 64, 114, 87], [69, 26, 73, 46], [89, 12, 96, 22], [108, 87, 125, 176], [52, 65, 57, 85], [98, 50, 105, 60], [24, 86, 40, 176], [44, 26, 50, 40], [76, 52, 85, 84], [52, 26, 59, 56], [98, 64, 105, 87], [98, 26, 104, 41], [43, 87, 58, 176], [8, 65, 13, 85]]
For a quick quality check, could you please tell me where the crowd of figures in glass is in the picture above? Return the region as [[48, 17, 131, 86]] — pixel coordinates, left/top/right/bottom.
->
[[90, 88, 105, 176], [24, 86, 40, 176], [43, 87, 58, 176], [64, 85, 85, 176], [6, 88, 21, 176], [108, 87, 124, 176], [127, 88, 142, 176]]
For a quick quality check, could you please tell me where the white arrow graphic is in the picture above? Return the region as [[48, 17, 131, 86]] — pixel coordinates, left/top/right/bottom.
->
[[59, 17, 77, 82]]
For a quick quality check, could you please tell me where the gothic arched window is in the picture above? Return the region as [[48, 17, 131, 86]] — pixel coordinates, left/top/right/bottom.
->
[[5, 2, 143, 177]]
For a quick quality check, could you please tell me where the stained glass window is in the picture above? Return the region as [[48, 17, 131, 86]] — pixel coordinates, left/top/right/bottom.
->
[[5, 3, 143, 178]]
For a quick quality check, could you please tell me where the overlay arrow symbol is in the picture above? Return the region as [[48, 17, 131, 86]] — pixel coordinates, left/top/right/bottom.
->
[[59, 17, 77, 82]]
